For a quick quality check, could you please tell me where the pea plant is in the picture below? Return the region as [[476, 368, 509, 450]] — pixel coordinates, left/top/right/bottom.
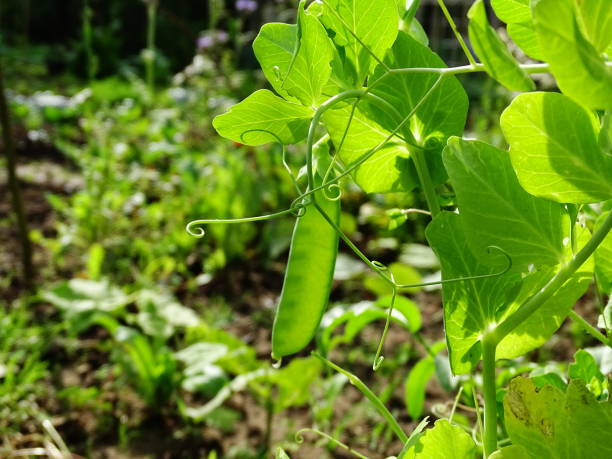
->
[[188, 0, 612, 457]]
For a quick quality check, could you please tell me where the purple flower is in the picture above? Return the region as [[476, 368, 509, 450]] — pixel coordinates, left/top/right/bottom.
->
[[197, 35, 214, 50], [236, 0, 257, 13], [216, 31, 229, 44]]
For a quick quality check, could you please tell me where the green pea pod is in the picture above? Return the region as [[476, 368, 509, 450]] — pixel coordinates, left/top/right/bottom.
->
[[271, 189, 340, 359]]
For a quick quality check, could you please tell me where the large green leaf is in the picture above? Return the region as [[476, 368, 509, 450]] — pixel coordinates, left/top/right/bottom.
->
[[212, 90, 314, 146], [491, 0, 530, 23], [504, 377, 612, 459], [468, 0, 534, 91], [253, 5, 334, 106], [501, 92, 612, 204], [426, 212, 521, 374], [427, 212, 592, 373], [322, 104, 446, 193], [310, 0, 399, 86], [490, 0, 544, 60], [369, 32, 469, 149], [495, 227, 593, 360], [595, 211, 612, 295], [443, 138, 569, 273], [532, 0, 612, 109], [577, 0, 612, 54], [402, 419, 477, 459]]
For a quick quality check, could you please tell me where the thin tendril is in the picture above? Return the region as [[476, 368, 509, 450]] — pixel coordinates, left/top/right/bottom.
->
[[395, 245, 513, 289], [295, 428, 370, 459], [186, 204, 305, 238], [449, 386, 463, 423], [373, 275, 397, 371], [435, 0, 478, 66], [240, 128, 303, 195]]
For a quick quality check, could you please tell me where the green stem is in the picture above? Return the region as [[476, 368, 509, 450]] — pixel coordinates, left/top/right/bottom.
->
[[145, 1, 157, 95], [493, 210, 612, 344], [481, 336, 498, 457], [0, 58, 34, 291], [569, 310, 610, 347], [411, 147, 441, 217], [312, 352, 408, 444], [436, 0, 477, 66]]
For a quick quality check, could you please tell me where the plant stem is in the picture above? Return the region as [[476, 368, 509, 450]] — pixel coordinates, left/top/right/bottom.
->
[[436, 0, 477, 66], [481, 336, 498, 457], [569, 310, 610, 347], [145, 1, 157, 95], [411, 147, 441, 217], [0, 60, 34, 290], [0, 58, 34, 291], [82, 0, 95, 82], [493, 210, 612, 344], [312, 352, 408, 444]]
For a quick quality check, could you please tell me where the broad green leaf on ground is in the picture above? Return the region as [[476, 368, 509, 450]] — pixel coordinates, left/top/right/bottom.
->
[[322, 104, 446, 193], [569, 349, 608, 399], [318, 298, 420, 353], [252, 5, 333, 106], [426, 212, 521, 374], [595, 211, 612, 295], [501, 92, 612, 204], [402, 419, 476, 459], [577, 0, 612, 53], [468, 0, 534, 91], [364, 262, 422, 295], [490, 0, 544, 60], [212, 90, 314, 145], [532, 0, 612, 109], [369, 32, 469, 149], [309, 0, 399, 86], [443, 138, 569, 274], [504, 377, 612, 459], [405, 358, 434, 419]]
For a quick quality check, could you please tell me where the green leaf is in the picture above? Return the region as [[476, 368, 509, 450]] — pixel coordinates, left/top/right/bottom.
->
[[426, 212, 521, 374], [569, 349, 607, 399], [600, 111, 612, 157], [495, 229, 593, 360], [369, 32, 469, 149], [276, 448, 290, 459], [577, 0, 612, 54], [532, 0, 612, 109], [253, 5, 334, 106], [507, 22, 544, 61], [427, 212, 592, 372], [271, 357, 322, 411], [443, 138, 569, 273], [405, 356, 435, 419], [212, 90, 314, 146], [312, 0, 399, 85], [595, 211, 612, 295], [504, 377, 612, 459], [490, 0, 530, 23], [364, 262, 422, 295], [501, 92, 612, 204], [490, 0, 544, 60], [322, 104, 423, 193], [468, 0, 534, 92], [490, 445, 531, 459], [402, 419, 476, 458]]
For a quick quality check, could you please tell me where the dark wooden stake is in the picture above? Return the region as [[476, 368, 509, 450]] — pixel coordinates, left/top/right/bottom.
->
[[0, 58, 34, 291]]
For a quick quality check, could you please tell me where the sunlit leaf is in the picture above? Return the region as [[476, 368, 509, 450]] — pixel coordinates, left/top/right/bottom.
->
[[468, 0, 534, 91], [501, 92, 612, 204], [213, 90, 314, 145]]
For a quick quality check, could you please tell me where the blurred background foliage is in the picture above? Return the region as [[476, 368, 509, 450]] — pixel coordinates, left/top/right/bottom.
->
[[0, 1, 583, 458]]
